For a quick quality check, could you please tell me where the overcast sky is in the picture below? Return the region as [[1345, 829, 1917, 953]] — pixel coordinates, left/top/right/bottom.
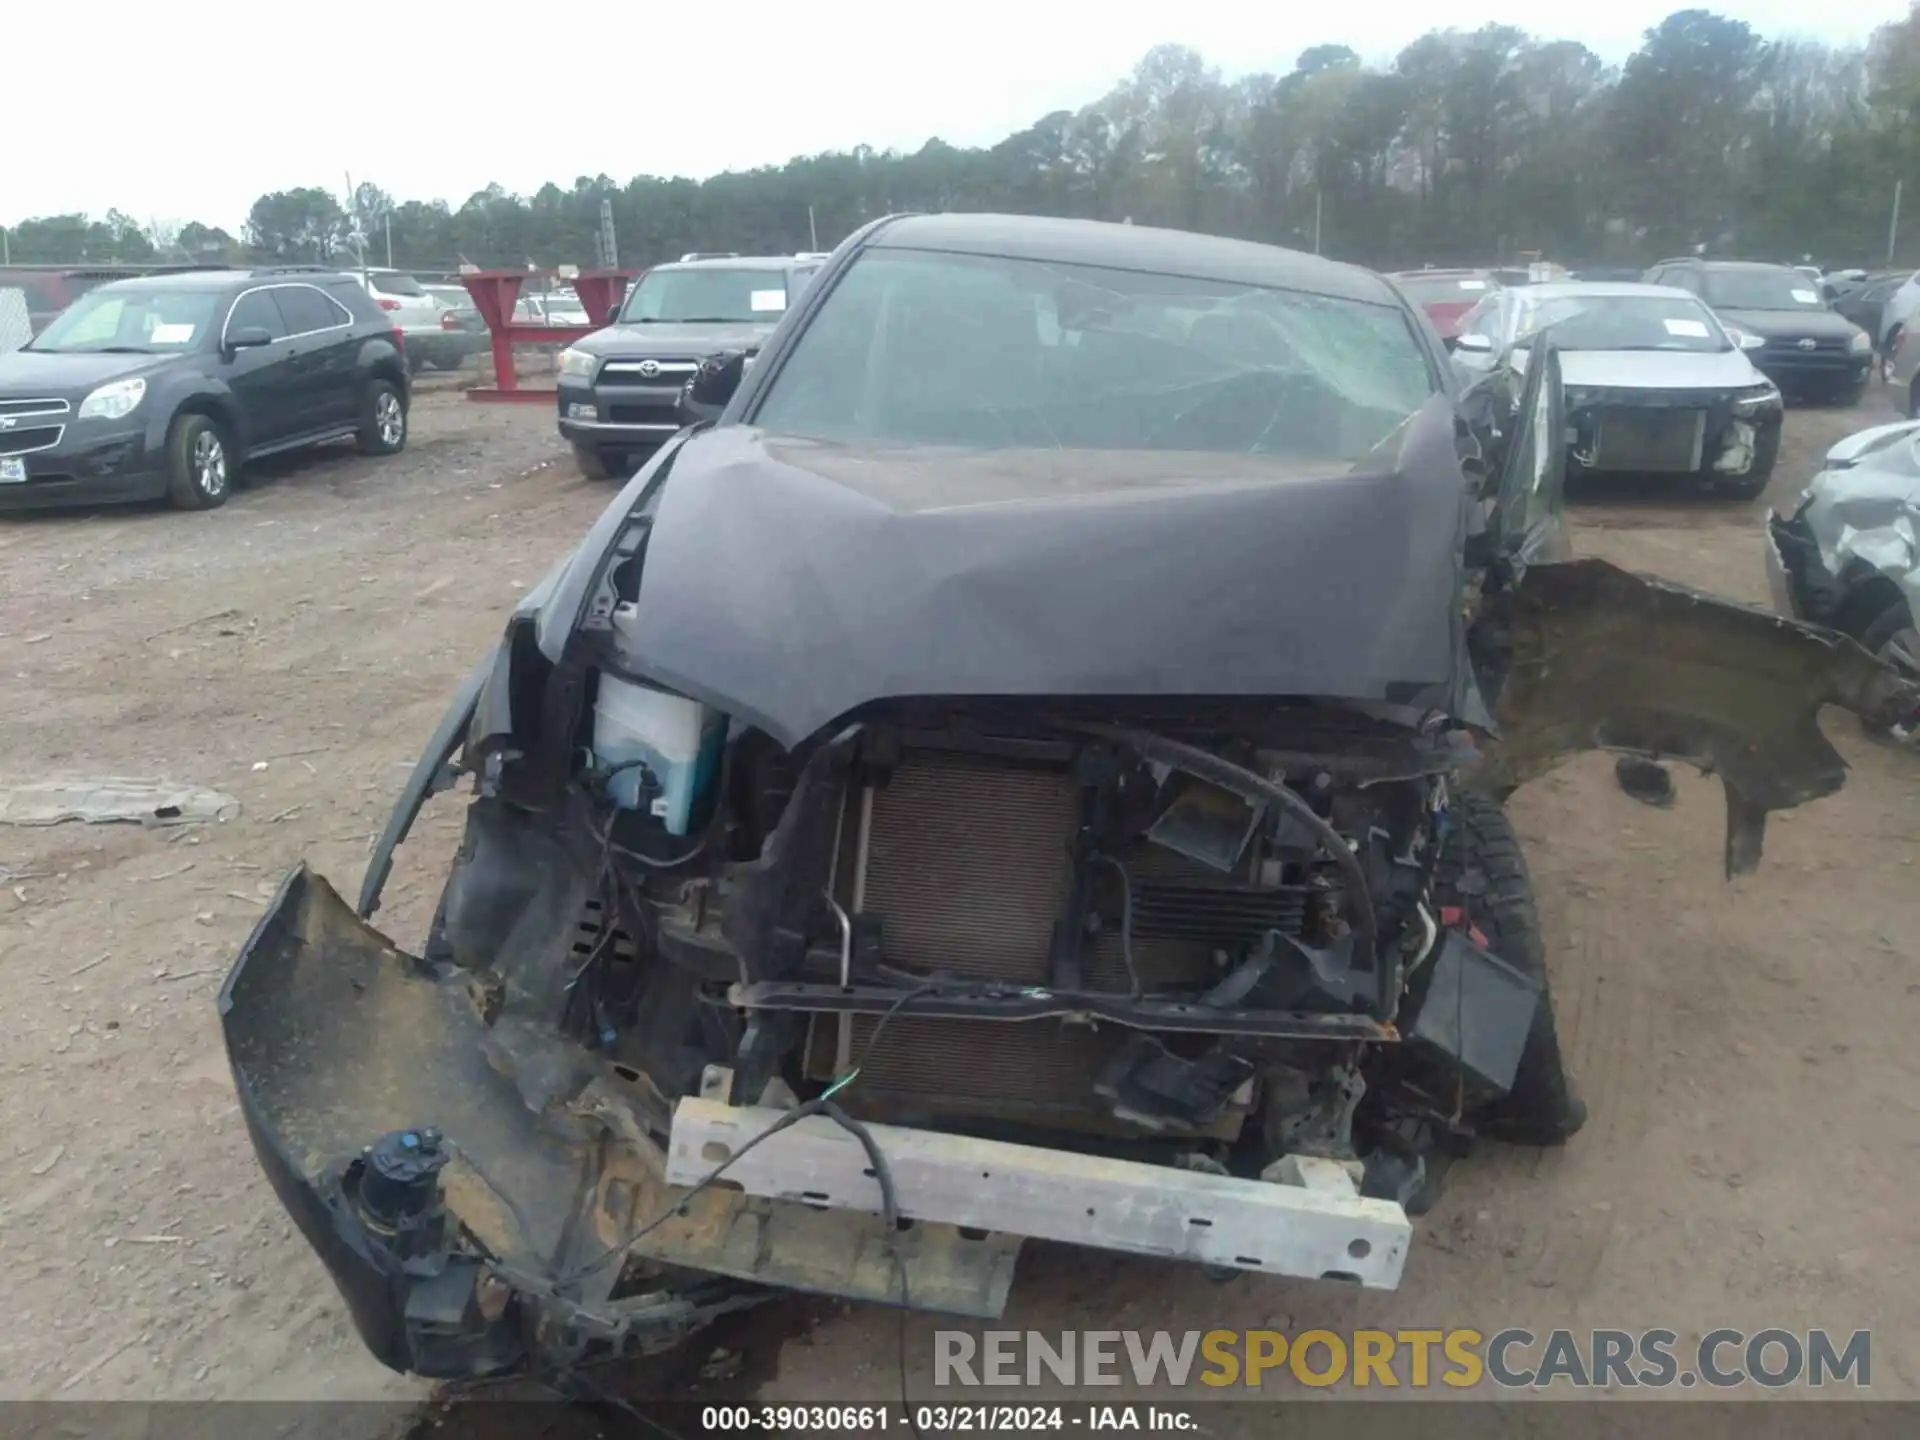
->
[[5, 0, 1899, 234]]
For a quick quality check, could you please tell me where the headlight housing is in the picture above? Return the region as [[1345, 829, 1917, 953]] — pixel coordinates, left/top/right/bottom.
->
[[1849, 328, 1873, 354], [1732, 381, 1782, 412], [557, 348, 597, 380], [1723, 323, 1767, 352], [77, 376, 147, 421]]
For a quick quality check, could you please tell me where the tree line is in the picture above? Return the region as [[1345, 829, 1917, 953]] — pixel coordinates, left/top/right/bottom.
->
[[9, 7, 1920, 277]]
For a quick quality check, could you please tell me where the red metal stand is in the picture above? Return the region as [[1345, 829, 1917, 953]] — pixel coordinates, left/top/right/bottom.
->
[[460, 268, 640, 404]]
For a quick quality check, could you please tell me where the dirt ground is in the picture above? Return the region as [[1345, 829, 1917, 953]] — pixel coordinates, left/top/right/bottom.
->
[[1, 384, 1916, 1411]]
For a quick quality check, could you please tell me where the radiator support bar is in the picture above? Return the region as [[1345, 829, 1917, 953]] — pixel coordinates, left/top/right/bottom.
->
[[666, 1098, 1412, 1292]]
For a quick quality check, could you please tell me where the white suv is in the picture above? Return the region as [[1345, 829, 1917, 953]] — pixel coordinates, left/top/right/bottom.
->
[[344, 269, 447, 371]]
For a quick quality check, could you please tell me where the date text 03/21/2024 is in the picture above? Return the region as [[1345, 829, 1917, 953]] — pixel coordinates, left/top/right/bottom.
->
[[699, 1407, 1195, 1431]]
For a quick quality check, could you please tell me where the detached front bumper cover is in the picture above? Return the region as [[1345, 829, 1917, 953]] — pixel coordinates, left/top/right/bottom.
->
[[218, 866, 764, 1379]]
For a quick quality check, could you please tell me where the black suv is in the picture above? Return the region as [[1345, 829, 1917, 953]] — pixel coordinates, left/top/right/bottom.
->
[[554, 254, 822, 479], [1643, 257, 1873, 402], [0, 266, 410, 513]]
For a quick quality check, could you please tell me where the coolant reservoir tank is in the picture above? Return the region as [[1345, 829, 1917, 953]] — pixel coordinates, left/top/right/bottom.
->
[[592, 673, 725, 836]]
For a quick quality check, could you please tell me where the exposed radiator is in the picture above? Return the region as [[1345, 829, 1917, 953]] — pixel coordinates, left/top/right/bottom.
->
[[1594, 408, 1705, 473], [811, 749, 1302, 1131], [858, 750, 1074, 985]]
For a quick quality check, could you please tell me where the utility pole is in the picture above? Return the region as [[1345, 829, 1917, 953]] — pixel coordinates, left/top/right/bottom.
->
[[385, 211, 393, 268], [345, 170, 367, 271], [1313, 189, 1323, 256], [808, 204, 819, 252], [1, 227, 8, 265], [599, 199, 618, 268], [1889, 179, 1903, 267]]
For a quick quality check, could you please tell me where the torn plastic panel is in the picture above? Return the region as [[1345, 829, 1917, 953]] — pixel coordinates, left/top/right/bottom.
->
[[358, 656, 487, 919], [222, 865, 772, 1379], [1468, 557, 1920, 875], [1400, 930, 1541, 1110]]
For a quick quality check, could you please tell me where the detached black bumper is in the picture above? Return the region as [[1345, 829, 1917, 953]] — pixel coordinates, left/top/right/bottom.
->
[[219, 864, 766, 1380], [217, 866, 539, 1377]]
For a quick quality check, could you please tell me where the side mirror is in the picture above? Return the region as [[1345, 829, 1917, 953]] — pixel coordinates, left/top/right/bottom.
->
[[224, 326, 273, 355], [682, 349, 748, 422], [1453, 332, 1494, 354]]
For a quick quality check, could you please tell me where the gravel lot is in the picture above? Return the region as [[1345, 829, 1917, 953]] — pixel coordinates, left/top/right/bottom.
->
[[1, 387, 1915, 1410]]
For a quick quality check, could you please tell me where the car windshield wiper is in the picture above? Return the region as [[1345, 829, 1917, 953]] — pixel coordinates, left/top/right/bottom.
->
[[82, 345, 155, 354], [669, 317, 741, 324]]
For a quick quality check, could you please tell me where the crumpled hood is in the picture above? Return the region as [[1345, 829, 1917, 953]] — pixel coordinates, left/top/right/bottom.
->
[[0, 347, 167, 398], [611, 400, 1475, 749], [1559, 347, 1765, 391], [568, 319, 778, 358]]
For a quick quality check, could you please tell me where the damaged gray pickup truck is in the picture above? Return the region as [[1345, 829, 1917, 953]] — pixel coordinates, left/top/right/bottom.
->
[[218, 214, 1918, 1383]]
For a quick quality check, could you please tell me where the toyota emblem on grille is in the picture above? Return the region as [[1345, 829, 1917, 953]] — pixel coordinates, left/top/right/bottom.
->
[[1797, 338, 1817, 351], [637, 359, 661, 378]]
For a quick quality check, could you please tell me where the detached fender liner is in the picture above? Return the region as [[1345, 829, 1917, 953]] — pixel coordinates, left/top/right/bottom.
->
[[1474, 558, 1920, 875]]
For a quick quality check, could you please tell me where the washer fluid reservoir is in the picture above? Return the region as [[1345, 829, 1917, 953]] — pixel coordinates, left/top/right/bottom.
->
[[592, 673, 725, 836]]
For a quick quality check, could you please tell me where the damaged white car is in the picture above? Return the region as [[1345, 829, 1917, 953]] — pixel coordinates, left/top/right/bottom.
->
[[1768, 419, 1920, 741], [218, 215, 1917, 1382], [1450, 280, 1783, 498]]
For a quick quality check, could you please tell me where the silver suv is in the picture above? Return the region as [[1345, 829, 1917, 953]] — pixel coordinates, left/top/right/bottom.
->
[[553, 254, 822, 479], [344, 269, 449, 372]]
